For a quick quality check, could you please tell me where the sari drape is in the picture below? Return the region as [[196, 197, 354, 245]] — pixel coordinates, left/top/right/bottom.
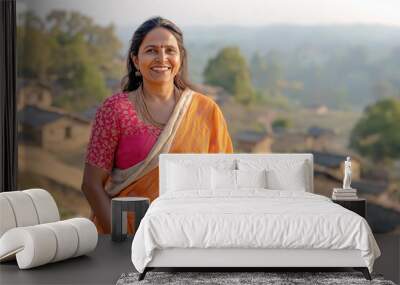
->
[[92, 89, 233, 233]]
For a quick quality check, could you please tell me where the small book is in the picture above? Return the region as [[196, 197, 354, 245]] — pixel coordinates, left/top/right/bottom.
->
[[333, 188, 357, 193], [332, 194, 359, 200], [333, 193, 357, 197]]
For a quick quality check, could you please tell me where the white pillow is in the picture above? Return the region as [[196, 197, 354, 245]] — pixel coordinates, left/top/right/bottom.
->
[[212, 168, 237, 190], [236, 169, 267, 189], [237, 159, 309, 191], [266, 169, 306, 191], [167, 162, 212, 191]]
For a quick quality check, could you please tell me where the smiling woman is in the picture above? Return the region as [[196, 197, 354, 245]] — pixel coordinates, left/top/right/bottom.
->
[[81, 17, 233, 234]]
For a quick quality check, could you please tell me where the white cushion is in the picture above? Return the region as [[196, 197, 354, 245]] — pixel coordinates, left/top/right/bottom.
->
[[23, 189, 60, 223], [64, 218, 98, 257], [212, 168, 237, 190], [238, 159, 308, 191], [167, 162, 212, 191], [266, 169, 307, 191], [0, 196, 17, 237], [0, 189, 60, 238], [42, 221, 79, 262], [236, 169, 267, 188], [0, 218, 97, 269], [166, 158, 236, 170], [0, 191, 39, 227]]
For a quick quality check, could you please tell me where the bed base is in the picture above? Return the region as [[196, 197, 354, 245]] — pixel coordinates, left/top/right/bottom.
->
[[138, 267, 371, 281], [138, 248, 372, 281]]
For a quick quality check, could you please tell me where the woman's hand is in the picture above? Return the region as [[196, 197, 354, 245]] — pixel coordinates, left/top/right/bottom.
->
[[81, 163, 112, 233]]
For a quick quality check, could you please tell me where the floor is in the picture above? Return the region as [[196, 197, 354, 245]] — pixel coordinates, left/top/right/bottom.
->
[[0, 234, 398, 284], [374, 233, 400, 284]]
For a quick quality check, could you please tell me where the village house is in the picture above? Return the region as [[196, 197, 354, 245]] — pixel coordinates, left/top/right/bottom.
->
[[306, 126, 336, 151], [311, 151, 361, 181], [271, 131, 310, 152], [17, 81, 53, 111], [18, 105, 91, 151], [235, 130, 273, 153], [307, 103, 329, 115]]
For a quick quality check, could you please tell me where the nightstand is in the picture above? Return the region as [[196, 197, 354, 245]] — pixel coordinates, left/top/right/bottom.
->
[[332, 198, 366, 218]]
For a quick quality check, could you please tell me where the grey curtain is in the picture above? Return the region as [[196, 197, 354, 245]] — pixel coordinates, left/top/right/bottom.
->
[[0, 0, 17, 192]]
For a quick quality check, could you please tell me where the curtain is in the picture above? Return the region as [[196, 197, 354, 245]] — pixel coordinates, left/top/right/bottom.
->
[[0, 0, 17, 192]]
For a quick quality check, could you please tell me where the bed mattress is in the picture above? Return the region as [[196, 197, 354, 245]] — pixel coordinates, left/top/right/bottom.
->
[[131, 190, 380, 273]]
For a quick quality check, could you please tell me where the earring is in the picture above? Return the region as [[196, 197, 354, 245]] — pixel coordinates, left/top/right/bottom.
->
[[135, 70, 141, 76]]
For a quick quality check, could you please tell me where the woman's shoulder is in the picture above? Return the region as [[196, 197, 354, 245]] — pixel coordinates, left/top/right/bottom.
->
[[191, 90, 219, 108], [101, 91, 130, 108], [94, 92, 134, 117]]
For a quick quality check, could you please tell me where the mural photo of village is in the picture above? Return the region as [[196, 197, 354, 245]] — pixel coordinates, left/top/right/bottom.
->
[[16, 7, 400, 234]]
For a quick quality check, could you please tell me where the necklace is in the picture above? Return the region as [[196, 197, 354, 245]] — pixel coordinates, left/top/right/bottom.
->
[[139, 85, 178, 128]]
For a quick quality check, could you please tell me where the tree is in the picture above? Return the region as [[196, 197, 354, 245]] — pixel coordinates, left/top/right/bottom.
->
[[272, 118, 292, 132], [203, 47, 254, 104], [250, 50, 284, 97], [17, 12, 54, 80], [17, 9, 123, 111], [349, 98, 400, 161]]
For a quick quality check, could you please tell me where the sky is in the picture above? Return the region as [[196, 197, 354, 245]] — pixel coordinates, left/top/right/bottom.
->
[[17, 0, 400, 27]]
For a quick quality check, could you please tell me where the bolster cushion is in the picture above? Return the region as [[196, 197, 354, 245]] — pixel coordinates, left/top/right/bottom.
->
[[0, 189, 60, 237], [0, 218, 98, 269]]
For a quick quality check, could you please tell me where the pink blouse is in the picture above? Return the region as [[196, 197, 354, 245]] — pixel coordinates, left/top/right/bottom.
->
[[85, 92, 162, 172]]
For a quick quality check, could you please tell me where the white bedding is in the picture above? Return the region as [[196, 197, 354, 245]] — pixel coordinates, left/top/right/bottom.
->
[[131, 190, 380, 273]]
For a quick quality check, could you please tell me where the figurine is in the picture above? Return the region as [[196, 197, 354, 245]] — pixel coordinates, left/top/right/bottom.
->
[[343, 156, 352, 189]]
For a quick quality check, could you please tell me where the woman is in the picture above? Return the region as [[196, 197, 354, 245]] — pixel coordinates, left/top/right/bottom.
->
[[81, 17, 233, 234]]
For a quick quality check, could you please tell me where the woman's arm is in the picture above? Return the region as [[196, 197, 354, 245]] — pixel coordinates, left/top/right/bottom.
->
[[81, 163, 111, 233], [209, 103, 233, 153], [82, 96, 120, 233]]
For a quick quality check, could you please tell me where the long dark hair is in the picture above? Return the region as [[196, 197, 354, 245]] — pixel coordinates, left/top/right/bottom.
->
[[121, 16, 195, 92]]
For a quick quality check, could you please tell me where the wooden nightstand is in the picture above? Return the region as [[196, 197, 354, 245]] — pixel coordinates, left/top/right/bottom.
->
[[332, 198, 366, 218]]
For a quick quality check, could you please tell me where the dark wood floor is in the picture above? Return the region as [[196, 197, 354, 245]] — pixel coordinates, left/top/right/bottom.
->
[[374, 233, 400, 284], [0, 234, 398, 284]]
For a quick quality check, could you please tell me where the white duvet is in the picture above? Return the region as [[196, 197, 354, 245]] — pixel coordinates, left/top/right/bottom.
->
[[131, 190, 380, 273]]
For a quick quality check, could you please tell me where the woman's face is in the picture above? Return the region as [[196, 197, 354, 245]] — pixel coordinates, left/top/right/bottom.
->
[[133, 27, 181, 86]]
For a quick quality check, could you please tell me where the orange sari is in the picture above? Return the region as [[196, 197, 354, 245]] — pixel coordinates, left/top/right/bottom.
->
[[92, 91, 233, 233]]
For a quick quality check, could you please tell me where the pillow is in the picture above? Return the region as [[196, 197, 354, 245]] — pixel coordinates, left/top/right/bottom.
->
[[236, 169, 267, 189], [167, 162, 212, 191], [237, 159, 309, 191], [266, 169, 306, 191], [212, 168, 237, 190]]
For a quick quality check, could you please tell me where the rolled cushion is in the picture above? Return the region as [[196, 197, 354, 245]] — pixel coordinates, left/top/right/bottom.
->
[[0, 189, 60, 238], [0, 191, 39, 227], [0, 218, 98, 269], [64, 218, 98, 257], [23, 189, 60, 224], [0, 226, 57, 268], [0, 196, 17, 237], [42, 221, 79, 262]]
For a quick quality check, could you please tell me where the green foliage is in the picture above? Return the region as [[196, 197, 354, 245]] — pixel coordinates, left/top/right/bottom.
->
[[350, 98, 400, 161], [203, 47, 254, 104], [272, 117, 292, 131], [17, 9, 123, 111], [250, 50, 284, 97]]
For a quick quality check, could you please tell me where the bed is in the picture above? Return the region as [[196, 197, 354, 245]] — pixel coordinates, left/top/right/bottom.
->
[[131, 153, 381, 280]]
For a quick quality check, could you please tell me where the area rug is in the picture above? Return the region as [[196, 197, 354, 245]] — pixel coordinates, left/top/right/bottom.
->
[[116, 271, 396, 285]]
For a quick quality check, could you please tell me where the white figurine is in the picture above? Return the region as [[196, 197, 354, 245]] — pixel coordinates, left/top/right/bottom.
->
[[343, 156, 352, 189]]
